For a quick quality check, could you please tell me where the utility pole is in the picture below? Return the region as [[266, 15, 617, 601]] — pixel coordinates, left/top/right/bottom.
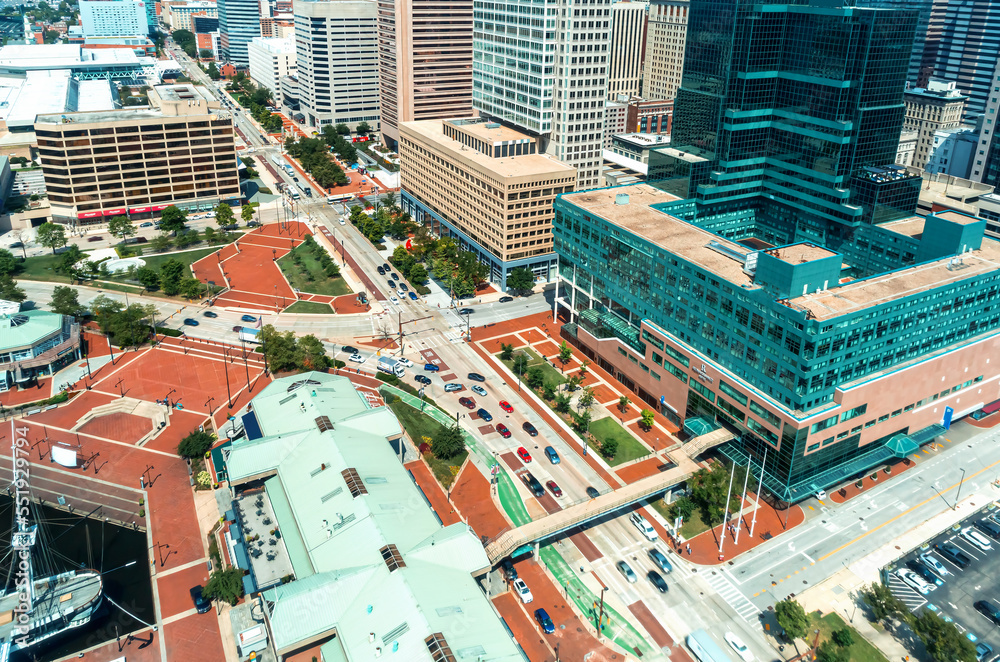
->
[[954, 467, 966, 510], [596, 587, 607, 641]]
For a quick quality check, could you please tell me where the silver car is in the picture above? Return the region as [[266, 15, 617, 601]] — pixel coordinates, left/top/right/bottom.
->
[[617, 561, 637, 583]]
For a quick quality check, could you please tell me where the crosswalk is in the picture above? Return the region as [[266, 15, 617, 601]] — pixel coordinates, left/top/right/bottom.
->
[[700, 568, 761, 622]]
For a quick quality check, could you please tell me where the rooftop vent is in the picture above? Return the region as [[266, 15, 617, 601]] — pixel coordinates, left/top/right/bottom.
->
[[425, 633, 456, 662], [379, 544, 406, 572], [341, 468, 368, 497], [315, 415, 333, 432], [615, 193, 630, 205]]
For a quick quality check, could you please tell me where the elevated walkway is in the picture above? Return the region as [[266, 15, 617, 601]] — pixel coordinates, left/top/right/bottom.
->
[[484, 464, 693, 564], [683, 428, 735, 458]]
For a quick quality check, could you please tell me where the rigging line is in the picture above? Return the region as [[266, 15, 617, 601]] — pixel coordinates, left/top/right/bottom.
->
[[103, 592, 156, 629], [46, 504, 103, 546]]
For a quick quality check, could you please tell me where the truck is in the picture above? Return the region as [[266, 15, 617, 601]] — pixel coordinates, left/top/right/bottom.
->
[[283, 164, 294, 175], [270, 155, 282, 166], [377, 356, 405, 378], [237, 327, 261, 344]]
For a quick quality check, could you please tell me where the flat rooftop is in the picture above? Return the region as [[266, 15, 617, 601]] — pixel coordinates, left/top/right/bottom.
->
[[767, 242, 838, 264], [403, 119, 575, 180], [881, 216, 926, 238], [447, 118, 535, 145], [153, 83, 214, 102], [561, 183, 757, 288]]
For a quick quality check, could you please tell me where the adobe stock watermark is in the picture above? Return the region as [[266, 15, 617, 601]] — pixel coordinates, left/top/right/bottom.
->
[[11, 424, 36, 646]]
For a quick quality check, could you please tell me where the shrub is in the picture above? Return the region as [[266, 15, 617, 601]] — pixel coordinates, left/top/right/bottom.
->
[[178, 430, 214, 458]]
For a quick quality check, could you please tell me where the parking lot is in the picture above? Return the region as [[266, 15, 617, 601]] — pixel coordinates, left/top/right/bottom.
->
[[886, 506, 1000, 659]]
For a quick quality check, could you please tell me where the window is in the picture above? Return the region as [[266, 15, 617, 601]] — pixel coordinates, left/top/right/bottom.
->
[[663, 344, 690, 367], [717, 397, 744, 421], [719, 381, 748, 406], [864, 419, 876, 428], [748, 401, 780, 428], [341, 468, 368, 497], [379, 544, 406, 572], [840, 404, 867, 422], [890, 409, 902, 418], [641, 329, 664, 350], [662, 360, 687, 383], [315, 415, 333, 432], [690, 379, 714, 401], [810, 413, 839, 434], [426, 633, 456, 662]]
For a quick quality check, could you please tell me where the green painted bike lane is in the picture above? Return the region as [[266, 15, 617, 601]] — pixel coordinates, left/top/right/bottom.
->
[[379, 385, 653, 656]]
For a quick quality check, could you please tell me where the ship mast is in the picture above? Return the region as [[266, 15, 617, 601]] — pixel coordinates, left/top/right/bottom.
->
[[10, 419, 37, 614]]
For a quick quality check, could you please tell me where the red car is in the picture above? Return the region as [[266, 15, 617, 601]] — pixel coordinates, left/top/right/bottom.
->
[[517, 447, 532, 463], [496, 423, 512, 438], [499, 400, 514, 413], [458, 396, 476, 409], [546, 480, 562, 497]]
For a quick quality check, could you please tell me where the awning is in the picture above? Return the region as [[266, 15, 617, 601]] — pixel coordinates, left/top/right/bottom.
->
[[982, 400, 1000, 415], [885, 433, 919, 457], [684, 417, 717, 437]]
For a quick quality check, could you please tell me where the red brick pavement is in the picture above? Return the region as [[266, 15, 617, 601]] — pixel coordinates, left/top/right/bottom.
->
[[829, 458, 915, 504], [684, 492, 804, 565], [163, 613, 227, 662], [627, 600, 674, 649], [77, 411, 151, 443], [157, 564, 212, 619], [449, 462, 510, 540], [145, 409, 211, 453], [404, 458, 462, 526], [493, 592, 555, 662], [615, 456, 673, 483], [26, 390, 118, 429], [0, 379, 53, 406]]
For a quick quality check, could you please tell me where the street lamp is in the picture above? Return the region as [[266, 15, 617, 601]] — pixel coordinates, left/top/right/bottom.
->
[[954, 467, 967, 510]]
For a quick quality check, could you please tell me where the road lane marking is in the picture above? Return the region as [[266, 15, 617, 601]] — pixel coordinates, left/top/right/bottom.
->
[[801, 551, 815, 564], [818, 456, 1000, 562]]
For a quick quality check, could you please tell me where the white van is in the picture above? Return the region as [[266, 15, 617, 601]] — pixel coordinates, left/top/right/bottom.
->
[[630, 512, 658, 541]]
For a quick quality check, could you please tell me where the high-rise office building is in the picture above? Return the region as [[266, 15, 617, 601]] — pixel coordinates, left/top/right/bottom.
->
[[972, 58, 1000, 187], [641, 0, 687, 101], [473, 0, 612, 190], [218, 0, 261, 66], [919, 0, 1000, 120], [855, 0, 932, 85], [247, 36, 295, 95], [607, 2, 646, 100], [80, 0, 149, 37], [551, 0, 962, 503], [294, 0, 379, 130], [377, 0, 473, 149], [903, 80, 967, 170]]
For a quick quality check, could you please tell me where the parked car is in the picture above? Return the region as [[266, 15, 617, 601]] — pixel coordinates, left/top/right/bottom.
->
[[387, 280, 396, 289], [544, 446, 560, 464], [919, 552, 951, 576], [190, 585, 211, 614], [534, 608, 555, 634], [975, 600, 1000, 626], [546, 480, 562, 497], [512, 578, 532, 604], [383, 262, 390, 270], [139, 221, 154, 228], [630, 512, 658, 541], [896, 568, 935, 595], [976, 642, 993, 662], [499, 296, 514, 303], [414, 374, 431, 385], [648, 548, 673, 574], [241, 314, 258, 323], [586, 486, 600, 499], [516, 447, 532, 463], [397, 290, 406, 298], [183, 318, 199, 326], [617, 561, 637, 583], [424, 363, 440, 372], [647, 570, 668, 593], [471, 385, 488, 397], [496, 423, 511, 438], [467, 372, 486, 382], [522, 422, 538, 436], [399, 283, 408, 291], [935, 542, 971, 568], [724, 632, 753, 662], [389, 296, 399, 304], [906, 560, 943, 586], [976, 518, 1000, 541], [203, 311, 218, 318], [477, 408, 493, 422], [444, 383, 463, 392], [499, 400, 513, 413], [399, 357, 414, 368], [961, 526, 993, 551], [459, 396, 476, 409], [391, 272, 399, 281]]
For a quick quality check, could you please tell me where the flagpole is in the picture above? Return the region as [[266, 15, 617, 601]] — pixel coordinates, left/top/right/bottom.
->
[[749, 446, 768, 539]]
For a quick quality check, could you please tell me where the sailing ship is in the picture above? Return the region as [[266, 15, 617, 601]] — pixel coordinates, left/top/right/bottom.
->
[[0, 422, 103, 660]]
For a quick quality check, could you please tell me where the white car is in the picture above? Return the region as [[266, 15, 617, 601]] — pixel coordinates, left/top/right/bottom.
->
[[397, 289, 406, 298], [339, 218, 346, 225], [512, 578, 533, 604], [725, 632, 754, 662], [919, 552, 951, 576], [348, 353, 364, 363], [398, 358, 414, 368], [896, 568, 934, 595], [389, 295, 399, 305], [961, 527, 993, 551], [630, 512, 658, 541], [814, 489, 827, 501]]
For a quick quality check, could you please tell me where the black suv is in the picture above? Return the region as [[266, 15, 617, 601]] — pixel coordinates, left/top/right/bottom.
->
[[341, 345, 358, 355], [499, 296, 514, 303], [190, 585, 211, 614], [500, 559, 517, 581], [935, 542, 971, 568], [976, 600, 1000, 626], [467, 372, 486, 382], [377, 266, 385, 275], [522, 472, 545, 497], [522, 421, 538, 436], [974, 518, 1000, 541]]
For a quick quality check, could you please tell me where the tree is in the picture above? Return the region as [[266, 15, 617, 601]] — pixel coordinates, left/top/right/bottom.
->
[[554, 393, 571, 413], [578, 387, 595, 411], [335, 123, 350, 135], [558, 341, 572, 372], [689, 463, 744, 525], [511, 352, 529, 376], [49, 285, 82, 317], [0, 249, 18, 277], [179, 277, 205, 299], [158, 258, 186, 295], [207, 61, 220, 79], [107, 303, 155, 347], [774, 598, 809, 642], [0, 276, 25, 303], [912, 611, 977, 662], [579, 358, 591, 376], [56, 245, 85, 277], [499, 343, 514, 361], [507, 266, 534, 293], [573, 410, 591, 434], [356, 121, 371, 135], [815, 641, 850, 662], [296, 335, 330, 370], [203, 566, 245, 606], [13, 228, 32, 259], [859, 581, 906, 623], [241, 204, 255, 225], [432, 424, 465, 460], [136, 266, 160, 290], [618, 395, 631, 412], [215, 203, 235, 228], [640, 408, 655, 430], [260, 325, 299, 373], [36, 222, 67, 254], [89, 294, 124, 333], [158, 206, 188, 235], [178, 430, 214, 458], [150, 234, 172, 253], [525, 366, 544, 389], [198, 48, 213, 59], [565, 375, 583, 392], [830, 628, 854, 649], [108, 215, 136, 242], [599, 435, 618, 459], [408, 263, 427, 286]]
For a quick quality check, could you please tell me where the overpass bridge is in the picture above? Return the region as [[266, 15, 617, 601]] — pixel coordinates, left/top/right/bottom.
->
[[484, 463, 694, 565]]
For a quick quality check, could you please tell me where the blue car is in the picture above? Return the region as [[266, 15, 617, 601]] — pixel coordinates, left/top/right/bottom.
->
[[477, 408, 493, 422], [424, 363, 440, 372], [408, 291, 418, 301], [241, 314, 258, 323], [534, 608, 555, 634]]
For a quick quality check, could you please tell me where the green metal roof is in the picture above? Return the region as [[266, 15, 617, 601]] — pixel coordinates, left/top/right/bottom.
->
[[0, 310, 64, 350], [230, 373, 521, 662]]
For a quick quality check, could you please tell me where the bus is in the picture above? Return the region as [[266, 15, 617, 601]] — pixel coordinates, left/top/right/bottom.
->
[[287, 186, 300, 201], [327, 193, 354, 204], [686, 630, 736, 662]]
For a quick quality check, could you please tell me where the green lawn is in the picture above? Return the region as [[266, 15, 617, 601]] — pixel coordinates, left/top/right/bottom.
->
[[388, 399, 464, 489], [588, 416, 651, 466], [807, 612, 887, 662], [649, 497, 711, 539], [277, 244, 351, 297], [499, 347, 566, 391], [17, 253, 65, 282], [137, 247, 218, 272], [283, 300, 335, 314]]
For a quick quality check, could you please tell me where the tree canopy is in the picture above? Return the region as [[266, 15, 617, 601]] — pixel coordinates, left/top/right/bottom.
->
[[36, 222, 67, 254], [49, 285, 82, 317], [159, 206, 188, 235]]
